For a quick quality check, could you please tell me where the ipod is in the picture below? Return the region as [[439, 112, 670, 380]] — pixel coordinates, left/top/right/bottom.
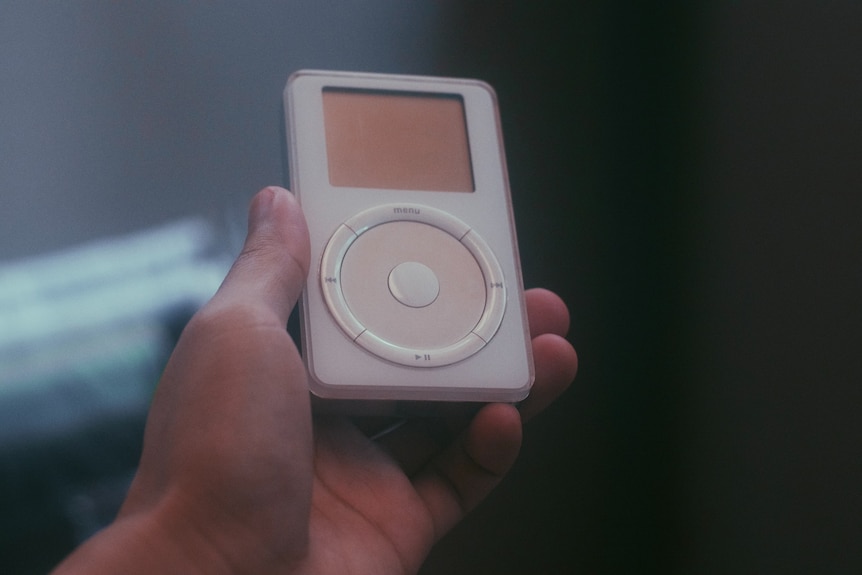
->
[[284, 70, 533, 406]]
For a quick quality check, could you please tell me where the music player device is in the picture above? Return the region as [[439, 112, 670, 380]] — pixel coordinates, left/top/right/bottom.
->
[[284, 70, 533, 407]]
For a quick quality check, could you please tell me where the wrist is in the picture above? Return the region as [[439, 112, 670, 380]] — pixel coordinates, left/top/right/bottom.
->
[[53, 496, 235, 575]]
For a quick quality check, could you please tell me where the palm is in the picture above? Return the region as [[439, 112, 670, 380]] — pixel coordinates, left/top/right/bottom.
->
[[301, 418, 437, 574]]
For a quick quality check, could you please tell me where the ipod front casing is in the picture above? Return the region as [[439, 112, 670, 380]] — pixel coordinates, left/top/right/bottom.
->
[[284, 70, 533, 405]]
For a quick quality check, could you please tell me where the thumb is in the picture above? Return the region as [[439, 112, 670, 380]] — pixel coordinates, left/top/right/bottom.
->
[[212, 186, 310, 325]]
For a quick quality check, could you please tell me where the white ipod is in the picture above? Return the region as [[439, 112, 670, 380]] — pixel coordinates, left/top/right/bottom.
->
[[284, 70, 533, 405]]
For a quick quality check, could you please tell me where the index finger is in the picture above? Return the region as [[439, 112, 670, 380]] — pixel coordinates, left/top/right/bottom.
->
[[525, 288, 571, 338]]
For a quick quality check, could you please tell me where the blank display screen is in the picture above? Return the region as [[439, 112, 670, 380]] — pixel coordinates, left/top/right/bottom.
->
[[322, 88, 474, 192]]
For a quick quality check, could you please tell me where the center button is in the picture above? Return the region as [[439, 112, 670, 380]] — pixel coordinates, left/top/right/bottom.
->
[[388, 261, 440, 308]]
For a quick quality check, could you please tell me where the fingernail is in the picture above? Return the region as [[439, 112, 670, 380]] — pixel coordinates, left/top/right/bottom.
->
[[250, 186, 289, 224]]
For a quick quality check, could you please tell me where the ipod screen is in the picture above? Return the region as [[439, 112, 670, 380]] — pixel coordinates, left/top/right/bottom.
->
[[322, 88, 474, 192]]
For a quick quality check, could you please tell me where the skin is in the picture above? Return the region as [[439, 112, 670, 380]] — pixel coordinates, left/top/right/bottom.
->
[[52, 187, 578, 575]]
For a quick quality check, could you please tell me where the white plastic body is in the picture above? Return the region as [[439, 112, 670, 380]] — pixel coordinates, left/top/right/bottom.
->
[[284, 70, 533, 404]]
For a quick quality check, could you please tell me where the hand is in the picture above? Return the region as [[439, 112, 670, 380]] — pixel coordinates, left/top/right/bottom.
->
[[52, 187, 578, 575]]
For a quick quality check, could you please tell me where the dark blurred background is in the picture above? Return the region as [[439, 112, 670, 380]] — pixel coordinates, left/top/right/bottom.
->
[[1, 2, 859, 573]]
